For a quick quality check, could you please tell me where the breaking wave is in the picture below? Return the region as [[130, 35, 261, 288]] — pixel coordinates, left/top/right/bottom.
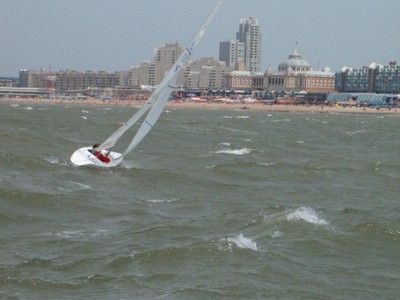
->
[[286, 207, 328, 226], [222, 233, 259, 252], [214, 148, 252, 155]]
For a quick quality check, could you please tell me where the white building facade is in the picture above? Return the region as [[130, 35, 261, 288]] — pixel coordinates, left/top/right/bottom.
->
[[237, 16, 262, 72]]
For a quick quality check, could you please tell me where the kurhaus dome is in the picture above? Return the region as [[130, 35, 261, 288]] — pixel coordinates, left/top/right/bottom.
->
[[278, 49, 311, 73]]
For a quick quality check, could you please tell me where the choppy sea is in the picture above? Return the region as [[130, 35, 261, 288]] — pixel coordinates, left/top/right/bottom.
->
[[0, 102, 399, 299]]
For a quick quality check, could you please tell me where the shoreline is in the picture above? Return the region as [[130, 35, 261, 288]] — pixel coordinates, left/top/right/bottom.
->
[[1, 97, 399, 114]]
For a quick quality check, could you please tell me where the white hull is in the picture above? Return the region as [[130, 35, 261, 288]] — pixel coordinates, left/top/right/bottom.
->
[[70, 147, 122, 167]]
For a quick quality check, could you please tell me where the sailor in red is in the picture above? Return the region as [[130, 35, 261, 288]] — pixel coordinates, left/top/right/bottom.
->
[[90, 144, 111, 163], [94, 151, 110, 163]]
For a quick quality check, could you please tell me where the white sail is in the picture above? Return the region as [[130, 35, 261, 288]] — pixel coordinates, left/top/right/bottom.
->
[[96, 94, 155, 151], [121, 0, 222, 158], [71, 0, 222, 167]]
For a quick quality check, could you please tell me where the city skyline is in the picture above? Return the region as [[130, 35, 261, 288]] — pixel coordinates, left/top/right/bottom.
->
[[1, 0, 399, 77]]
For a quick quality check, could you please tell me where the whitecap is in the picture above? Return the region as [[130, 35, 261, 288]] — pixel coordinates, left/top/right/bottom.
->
[[147, 198, 180, 203], [215, 148, 251, 155], [45, 156, 69, 166], [24, 106, 34, 110], [81, 116, 88, 120], [41, 229, 107, 239], [273, 119, 290, 122], [271, 230, 283, 238], [259, 162, 274, 167], [286, 207, 328, 226], [220, 142, 231, 146], [226, 234, 258, 251], [221, 116, 233, 119], [10, 104, 19, 107], [90, 229, 109, 237], [55, 230, 85, 238], [81, 110, 89, 114], [346, 130, 365, 136], [236, 116, 249, 119]]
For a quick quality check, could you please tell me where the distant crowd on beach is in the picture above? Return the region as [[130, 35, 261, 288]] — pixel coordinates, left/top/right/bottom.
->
[[1, 96, 399, 115]]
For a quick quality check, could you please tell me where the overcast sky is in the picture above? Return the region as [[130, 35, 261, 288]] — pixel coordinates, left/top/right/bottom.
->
[[1, 0, 399, 77]]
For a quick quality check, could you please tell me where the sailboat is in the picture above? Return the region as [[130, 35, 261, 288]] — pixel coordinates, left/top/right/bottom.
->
[[70, 0, 223, 168]]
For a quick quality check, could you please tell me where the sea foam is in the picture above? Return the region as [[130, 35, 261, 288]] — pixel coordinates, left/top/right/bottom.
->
[[45, 156, 70, 166], [227, 234, 259, 251], [215, 148, 251, 155], [286, 207, 328, 226]]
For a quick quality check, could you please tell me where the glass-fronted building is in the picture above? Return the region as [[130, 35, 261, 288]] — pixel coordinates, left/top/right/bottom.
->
[[335, 61, 400, 93], [374, 63, 400, 93]]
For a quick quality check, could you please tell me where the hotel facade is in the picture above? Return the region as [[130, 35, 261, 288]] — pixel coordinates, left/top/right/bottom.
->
[[335, 61, 400, 94], [225, 50, 336, 100]]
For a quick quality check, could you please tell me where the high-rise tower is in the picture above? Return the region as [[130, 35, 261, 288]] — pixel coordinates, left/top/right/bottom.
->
[[219, 40, 245, 68], [236, 16, 262, 72]]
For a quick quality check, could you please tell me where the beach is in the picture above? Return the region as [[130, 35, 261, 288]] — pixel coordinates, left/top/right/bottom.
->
[[1, 97, 399, 114]]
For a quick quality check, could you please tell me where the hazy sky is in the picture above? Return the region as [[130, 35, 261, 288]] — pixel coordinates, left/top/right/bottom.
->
[[1, 0, 399, 77]]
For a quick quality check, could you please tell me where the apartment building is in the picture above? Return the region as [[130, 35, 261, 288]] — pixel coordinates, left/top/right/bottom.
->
[[237, 16, 262, 72], [336, 61, 400, 93], [219, 39, 245, 68], [179, 57, 233, 90], [19, 69, 121, 92]]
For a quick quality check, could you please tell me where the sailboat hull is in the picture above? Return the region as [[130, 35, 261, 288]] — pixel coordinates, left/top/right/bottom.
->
[[70, 147, 122, 167]]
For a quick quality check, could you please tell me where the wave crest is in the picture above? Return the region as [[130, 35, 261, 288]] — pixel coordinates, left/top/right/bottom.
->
[[214, 148, 252, 155], [286, 207, 328, 226], [224, 233, 259, 251]]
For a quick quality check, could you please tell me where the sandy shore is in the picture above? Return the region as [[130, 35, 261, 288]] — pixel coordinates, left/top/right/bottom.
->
[[1, 97, 399, 114]]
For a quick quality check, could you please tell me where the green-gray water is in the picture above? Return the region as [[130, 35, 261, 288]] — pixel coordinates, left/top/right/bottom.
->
[[1, 102, 399, 299]]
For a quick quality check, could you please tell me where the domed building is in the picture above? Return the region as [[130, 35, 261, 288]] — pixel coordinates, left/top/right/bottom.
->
[[263, 49, 335, 101], [278, 49, 312, 73]]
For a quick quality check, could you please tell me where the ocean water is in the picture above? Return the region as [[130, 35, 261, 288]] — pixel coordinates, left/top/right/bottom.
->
[[0, 102, 399, 299]]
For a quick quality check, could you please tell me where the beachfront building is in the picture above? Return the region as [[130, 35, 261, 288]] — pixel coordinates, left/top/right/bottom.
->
[[237, 16, 262, 72], [262, 50, 335, 101], [277, 49, 312, 73], [336, 61, 400, 93], [129, 44, 233, 92], [178, 57, 233, 90], [219, 39, 245, 68], [226, 71, 253, 90], [128, 66, 140, 87], [154, 43, 184, 85], [131, 43, 184, 88], [0, 77, 16, 87], [226, 71, 264, 90], [19, 69, 121, 92]]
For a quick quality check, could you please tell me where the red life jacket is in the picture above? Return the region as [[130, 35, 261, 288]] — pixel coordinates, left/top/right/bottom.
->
[[94, 151, 110, 163]]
